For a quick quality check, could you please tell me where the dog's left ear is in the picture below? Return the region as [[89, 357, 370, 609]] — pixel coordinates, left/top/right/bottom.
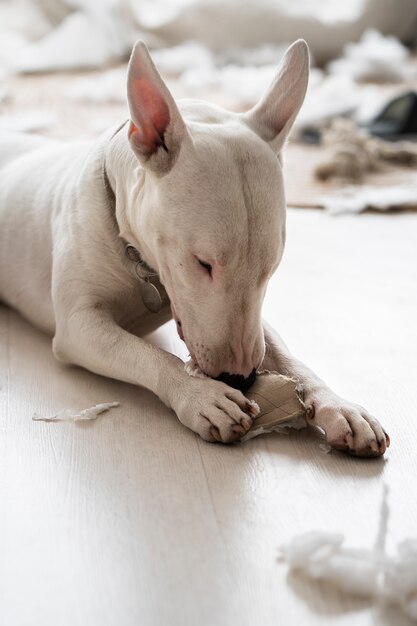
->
[[243, 40, 309, 153], [127, 41, 189, 174]]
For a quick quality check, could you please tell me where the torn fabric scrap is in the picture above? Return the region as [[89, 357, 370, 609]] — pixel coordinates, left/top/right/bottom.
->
[[32, 402, 120, 422]]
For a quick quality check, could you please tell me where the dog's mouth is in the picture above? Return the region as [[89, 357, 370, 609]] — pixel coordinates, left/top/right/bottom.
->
[[175, 318, 259, 386], [184, 358, 258, 391], [175, 318, 184, 341]]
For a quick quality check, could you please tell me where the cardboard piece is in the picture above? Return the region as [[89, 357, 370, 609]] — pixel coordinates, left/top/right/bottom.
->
[[243, 371, 307, 441]]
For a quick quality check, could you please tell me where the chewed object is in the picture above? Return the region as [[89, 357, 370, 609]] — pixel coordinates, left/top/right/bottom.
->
[[32, 402, 120, 422], [242, 371, 307, 441], [279, 485, 417, 622], [184, 363, 307, 441], [184, 359, 208, 379]]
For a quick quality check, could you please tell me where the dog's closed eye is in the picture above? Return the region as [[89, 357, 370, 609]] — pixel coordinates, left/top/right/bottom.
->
[[197, 258, 212, 276]]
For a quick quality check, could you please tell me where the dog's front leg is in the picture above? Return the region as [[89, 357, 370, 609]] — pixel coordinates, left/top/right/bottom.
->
[[53, 307, 256, 443], [262, 321, 389, 456]]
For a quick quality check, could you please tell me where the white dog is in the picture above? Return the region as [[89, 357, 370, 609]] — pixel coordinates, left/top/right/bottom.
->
[[0, 40, 389, 455]]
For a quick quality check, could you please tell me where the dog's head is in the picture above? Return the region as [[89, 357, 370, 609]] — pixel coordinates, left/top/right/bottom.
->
[[125, 40, 309, 389]]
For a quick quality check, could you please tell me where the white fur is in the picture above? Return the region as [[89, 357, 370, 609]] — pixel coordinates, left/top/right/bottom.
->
[[0, 40, 389, 451]]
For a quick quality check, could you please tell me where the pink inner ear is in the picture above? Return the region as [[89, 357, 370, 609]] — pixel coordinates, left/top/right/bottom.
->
[[128, 76, 170, 155]]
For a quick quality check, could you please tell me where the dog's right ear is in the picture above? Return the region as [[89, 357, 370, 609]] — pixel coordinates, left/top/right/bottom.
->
[[127, 41, 188, 174], [243, 40, 309, 154]]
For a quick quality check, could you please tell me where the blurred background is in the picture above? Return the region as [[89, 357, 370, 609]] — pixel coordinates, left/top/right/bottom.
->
[[1, 0, 417, 213]]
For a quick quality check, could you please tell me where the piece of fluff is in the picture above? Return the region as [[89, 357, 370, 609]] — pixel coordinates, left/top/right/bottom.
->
[[152, 41, 215, 75], [319, 184, 417, 215], [180, 63, 278, 107], [32, 402, 120, 422], [11, 9, 131, 73], [184, 359, 208, 380], [65, 43, 309, 109], [67, 67, 127, 103], [279, 485, 417, 622], [0, 111, 55, 133], [327, 29, 416, 83]]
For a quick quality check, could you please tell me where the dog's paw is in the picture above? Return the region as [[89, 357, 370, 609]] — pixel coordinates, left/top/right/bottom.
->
[[175, 377, 259, 444], [305, 391, 390, 457]]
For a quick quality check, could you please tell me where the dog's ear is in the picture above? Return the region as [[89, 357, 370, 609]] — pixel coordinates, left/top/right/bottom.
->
[[127, 41, 188, 174], [243, 40, 309, 153]]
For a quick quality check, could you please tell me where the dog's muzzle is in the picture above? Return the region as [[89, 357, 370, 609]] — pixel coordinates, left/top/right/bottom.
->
[[215, 368, 257, 391]]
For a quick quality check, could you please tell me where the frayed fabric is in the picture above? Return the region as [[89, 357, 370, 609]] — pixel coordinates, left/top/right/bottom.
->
[[279, 485, 417, 622], [32, 402, 120, 422]]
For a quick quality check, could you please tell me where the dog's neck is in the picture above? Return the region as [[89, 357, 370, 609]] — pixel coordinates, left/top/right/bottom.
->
[[104, 123, 159, 272]]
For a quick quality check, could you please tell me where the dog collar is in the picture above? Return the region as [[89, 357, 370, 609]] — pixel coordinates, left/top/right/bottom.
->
[[123, 242, 165, 313], [102, 126, 166, 313]]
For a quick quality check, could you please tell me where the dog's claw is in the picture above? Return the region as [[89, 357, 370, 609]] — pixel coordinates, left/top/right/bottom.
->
[[245, 400, 259, 417], [370, 440, 380, 454], [240, 417, 252, 431], [345, 433, 354, 448], [210, 426, 222, 442], [232, 424, 247, 436]]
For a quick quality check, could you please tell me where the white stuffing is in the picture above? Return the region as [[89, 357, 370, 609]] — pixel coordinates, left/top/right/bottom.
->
[[151, 41, 215, 75], [279, 485, 417, 622], [0, 111, 56, 132], [328, 29, 417, 83], [218, 43, 290, 68], [384, 540, 417, 618], [67, 67, 127, 103], [0, 0, 50, 43], [32, 401, 120, 422], [2, 0, 417, 75], [295, 74, 357, 131], [88, 117, 125, 133], [65, 47, 280, 108], [296, 74, 381, 132], [2, 1, 414, 131], [11, 9, 130, 73], [295, 74, 398, 136], [184, 359, 208, 379], [240, 415, 307, 442], [0, 31, 30, 76], [319, 184, 417, 215], [181, 63, 278, 107]]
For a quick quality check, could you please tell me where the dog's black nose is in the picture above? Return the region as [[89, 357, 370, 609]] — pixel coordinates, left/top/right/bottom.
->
[[215, 368, 256, 391]]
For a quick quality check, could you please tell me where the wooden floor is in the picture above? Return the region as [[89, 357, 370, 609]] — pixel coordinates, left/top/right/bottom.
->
[[1, 208, 416, 626]]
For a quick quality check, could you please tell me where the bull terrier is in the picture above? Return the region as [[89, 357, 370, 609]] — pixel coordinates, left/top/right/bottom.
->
[[0, 40, 389, 455]]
